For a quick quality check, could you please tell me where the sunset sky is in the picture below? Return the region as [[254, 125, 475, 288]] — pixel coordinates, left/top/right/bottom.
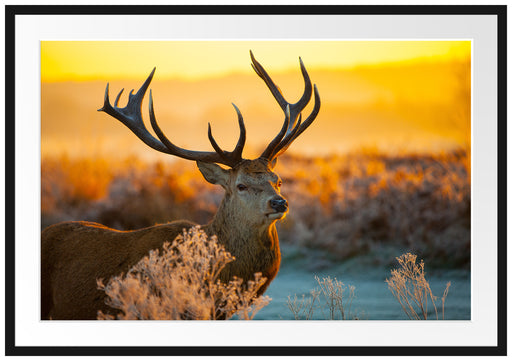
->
[[41, 41, 471, 160], [42, 41, 470, 81]]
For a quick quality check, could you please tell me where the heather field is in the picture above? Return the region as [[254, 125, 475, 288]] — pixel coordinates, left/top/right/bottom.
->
[[41, 149, 470, 319], [42, 149, 470, 268]]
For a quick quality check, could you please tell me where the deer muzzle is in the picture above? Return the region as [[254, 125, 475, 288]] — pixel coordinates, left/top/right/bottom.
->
[[270, 197, 288, 213]]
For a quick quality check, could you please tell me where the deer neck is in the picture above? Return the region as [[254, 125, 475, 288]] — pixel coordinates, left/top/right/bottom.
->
[[204, 196, 280, 254], [203, 198, 281, 290]]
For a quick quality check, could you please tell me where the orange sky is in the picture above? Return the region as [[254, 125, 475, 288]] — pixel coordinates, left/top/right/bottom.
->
[[41, 41, 470, 81], [41, 41, 471, 160]]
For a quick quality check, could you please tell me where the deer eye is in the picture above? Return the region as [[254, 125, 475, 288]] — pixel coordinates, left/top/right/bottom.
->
[[237, 184, 248, 191]]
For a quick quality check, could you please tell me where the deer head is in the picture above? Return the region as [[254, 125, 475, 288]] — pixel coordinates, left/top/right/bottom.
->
[[98, 51, 320, 229], [198, 158, 286, 233]]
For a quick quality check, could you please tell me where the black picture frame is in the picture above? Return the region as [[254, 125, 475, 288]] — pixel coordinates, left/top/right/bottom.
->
[[5, 4, 507, 357]]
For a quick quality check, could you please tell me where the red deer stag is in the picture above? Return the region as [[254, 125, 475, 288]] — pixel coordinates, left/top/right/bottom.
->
[[41, 51, 320, 320]]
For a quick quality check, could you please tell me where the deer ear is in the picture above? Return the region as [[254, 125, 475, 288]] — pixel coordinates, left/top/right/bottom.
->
[[196, 161, 229, 187]]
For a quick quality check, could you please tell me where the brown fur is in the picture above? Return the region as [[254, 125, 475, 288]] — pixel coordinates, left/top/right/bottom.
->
[[41, 159, 285, 320]]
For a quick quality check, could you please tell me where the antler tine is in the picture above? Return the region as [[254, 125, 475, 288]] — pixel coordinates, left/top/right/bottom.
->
[[250, 51, 313, 129], [252, 51, 320, 162], [149, 92, 246, 167], [100, 68, 246, 168], [98, 68, 170, 153], [207, 123, 225, 158], [230, 103, 247, 160], [114, 88, 124, 107], [271, 84, 321, 159], [205, 104, 246, 166], [272, 113, 303, 157], [260, 105, 291, 160], [250, 51, 288, 111]]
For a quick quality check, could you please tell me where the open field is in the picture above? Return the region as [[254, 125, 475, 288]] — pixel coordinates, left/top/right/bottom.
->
[[42, 149, 470, 268], [41, 149, 470, 319]]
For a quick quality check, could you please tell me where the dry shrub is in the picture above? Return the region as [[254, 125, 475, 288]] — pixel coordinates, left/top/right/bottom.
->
[[386, 253, 451, 320], [286, 292, 320, 320], [286, 275, 359, 320], [97, 226, 270, 320]]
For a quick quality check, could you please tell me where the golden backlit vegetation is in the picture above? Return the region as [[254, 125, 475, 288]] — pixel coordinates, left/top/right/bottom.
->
[[386, 253, 451, 320], [97, 226, 270, 320], [286, 275, 359, 320], [286, 252, 451, 320], [41, 148, 470, 268], [280, 150, 470, 267]]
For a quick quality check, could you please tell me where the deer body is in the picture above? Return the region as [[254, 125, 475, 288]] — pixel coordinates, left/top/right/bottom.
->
[[41, 52, 320, 320], [42, 220, 195, 319]]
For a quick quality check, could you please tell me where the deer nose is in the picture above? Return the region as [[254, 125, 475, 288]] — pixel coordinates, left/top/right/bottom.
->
[[270, 197, 288, 212]]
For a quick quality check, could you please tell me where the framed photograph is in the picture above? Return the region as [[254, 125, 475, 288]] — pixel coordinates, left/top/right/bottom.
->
[[5, 4, 506, 357]]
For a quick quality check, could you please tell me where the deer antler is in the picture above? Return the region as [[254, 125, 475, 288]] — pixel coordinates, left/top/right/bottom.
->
[[98, 68, 246, 168], [99, 54, 319, 168], [251, 51, 320, 161]]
